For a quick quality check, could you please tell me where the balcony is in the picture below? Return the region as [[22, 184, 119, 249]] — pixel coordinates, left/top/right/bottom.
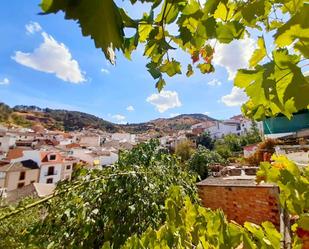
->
[[44, 170, 58, 177]]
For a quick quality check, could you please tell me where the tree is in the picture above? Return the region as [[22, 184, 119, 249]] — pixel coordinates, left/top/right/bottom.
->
[[244, 120, 262, 145], [196, 132, 214, 150], [40, 0, 308, 119], [188, 145, 225, 180], [0, 197, 41, 248], [175, 140, 195, 162], [11, 139, 197, 248]]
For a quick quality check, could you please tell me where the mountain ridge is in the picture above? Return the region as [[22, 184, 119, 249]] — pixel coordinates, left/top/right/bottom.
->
[[0, 103, 221, 134]]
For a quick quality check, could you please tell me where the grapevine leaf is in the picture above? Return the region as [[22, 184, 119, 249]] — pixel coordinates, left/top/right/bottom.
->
[[182, 0, 200, 15], [197, 63, 215, 74], [147, 62, 162, 79], [214, 2, 228, 21], [138, 24, 153, 42], [160, 60, 182, 77], [249, 36, 267, 68], [186, 64, 194, 77], [241, 0, 272, 27], [216, 21, 245, 43], [274, 4, 309, 48], [155, 77, 166, 92], [40, 0, 125, 64], [203, 0, 221, 15]]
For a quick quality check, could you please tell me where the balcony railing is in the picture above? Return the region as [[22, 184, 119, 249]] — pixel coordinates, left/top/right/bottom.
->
[[44, 170, 58, 176]]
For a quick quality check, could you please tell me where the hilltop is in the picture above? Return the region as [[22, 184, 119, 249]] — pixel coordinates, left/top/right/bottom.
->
[[0, 103, 217, 134]]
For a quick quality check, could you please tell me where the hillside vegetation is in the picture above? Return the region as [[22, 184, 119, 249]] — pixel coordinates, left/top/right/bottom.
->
[[0, 103, 216, 133]]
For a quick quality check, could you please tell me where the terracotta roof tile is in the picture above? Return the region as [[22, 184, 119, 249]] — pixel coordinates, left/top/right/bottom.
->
[[6, 148, 24, 160]]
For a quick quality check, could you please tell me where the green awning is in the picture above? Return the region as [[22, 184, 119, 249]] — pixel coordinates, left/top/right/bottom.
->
[[263, 111, 309, 134]]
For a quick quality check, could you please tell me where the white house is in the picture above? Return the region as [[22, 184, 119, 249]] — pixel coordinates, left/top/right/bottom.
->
[[206, 121, 241, 139], [111, 133, 136, 143], [78, 135, 101, 147], [0, 135, 16, 152], [6, 149, 74, 184], [69, 148, 118, 167]]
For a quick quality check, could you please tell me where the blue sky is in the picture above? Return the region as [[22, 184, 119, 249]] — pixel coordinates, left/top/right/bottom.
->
[[0, 1, 257, 124]]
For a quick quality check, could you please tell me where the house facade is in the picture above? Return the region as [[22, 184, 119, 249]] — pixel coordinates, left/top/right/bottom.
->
[[0, 160, 40, 191]]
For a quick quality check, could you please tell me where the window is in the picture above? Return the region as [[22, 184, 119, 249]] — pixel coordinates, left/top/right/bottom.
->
[[47, 166, 55, 176], [17, 182, 24, 188], [46, 178, 53, 184], [49, 154, 56, 160], [66, 165, 71, 170], [19, 171, 25, 180], [0, 172, 5, 179]]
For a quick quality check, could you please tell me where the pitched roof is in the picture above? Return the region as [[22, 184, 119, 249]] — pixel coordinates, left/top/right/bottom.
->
[[40, 151, 64, 164], [0, 159, 39, 172], [6, 148, 24, 160]]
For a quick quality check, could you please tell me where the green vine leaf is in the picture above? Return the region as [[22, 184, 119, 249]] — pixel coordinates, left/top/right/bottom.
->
[[249, 36, 267, 68], [40, 0, 125, 64]]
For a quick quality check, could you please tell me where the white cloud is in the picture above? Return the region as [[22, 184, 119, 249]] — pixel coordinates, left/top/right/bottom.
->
[[0, 78, 10, 85], [25, 21, 42, 35], [204, 111, 210, 115], [126, 105, 134, 112], [221, 87, 248, 107], [101, 68, 110, 74], [146, 90, 182, 113], [213, 37, 255, 81], [207, 79, 221, 86], [12, 32, 85, 83], [112, 114, 126, 123], [169, 113, 180, 118]]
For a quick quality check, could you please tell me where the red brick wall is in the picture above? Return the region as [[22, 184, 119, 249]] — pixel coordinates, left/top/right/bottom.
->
[[197, 185, 280, 228]]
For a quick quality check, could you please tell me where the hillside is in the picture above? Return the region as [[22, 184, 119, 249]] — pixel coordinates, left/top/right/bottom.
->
[[0, 103, 217, 133], [0, 103, 119, 132], [122, 114, 216, 133]]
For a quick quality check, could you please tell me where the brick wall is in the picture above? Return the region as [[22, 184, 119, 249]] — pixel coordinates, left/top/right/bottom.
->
[[197, 185, 280, 228]]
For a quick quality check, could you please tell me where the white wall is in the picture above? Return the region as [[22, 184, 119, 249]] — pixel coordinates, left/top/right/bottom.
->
[[111, 133, 135, 143], [12, 150, 41, 164], [39, 164, 62, 184], [206, 122, 240, 138], [100, 152, 118, 166], [0, 136, 16, 152], [79, 136, 100, 147]]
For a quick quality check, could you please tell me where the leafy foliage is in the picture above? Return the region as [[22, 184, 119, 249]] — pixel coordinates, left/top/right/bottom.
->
[[26, 140, 197, 248], [175, 139, 195, 162], [214, 123, 261, 160], [110, 186, 281, 249], [1, 142, 309, 248], [0, 102, 12, 123], [196, 131, 214, 150], [257, 155, 309, 247], [188, 145, 225, 180], [40, 0, 309, 118], [0, 197, 41, 248]]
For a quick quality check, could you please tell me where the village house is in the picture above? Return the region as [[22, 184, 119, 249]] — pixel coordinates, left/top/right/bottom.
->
[[0, 159, 40, 192], [0, 133, 16, 152], [78, 135, 101, 147], [111, 133, 136, 143], [5, 149, 75, 184], [68, 147, 118, 167]]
